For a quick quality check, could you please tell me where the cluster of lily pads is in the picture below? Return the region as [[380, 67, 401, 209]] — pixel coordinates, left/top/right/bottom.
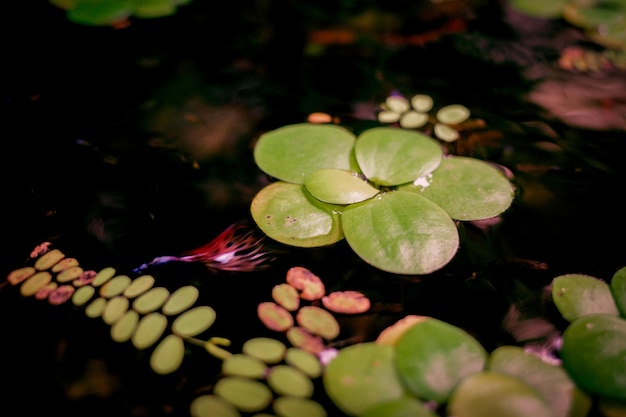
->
[[508, 0, 626, 50], [559, 46, 626, 73], [5, 244, 626, 416], [251, 123, 515, 275], [49, 0, 193, 27], [323, 267, 626, 417], [377, 94, 475, 143], [5, 242, 227, 376]]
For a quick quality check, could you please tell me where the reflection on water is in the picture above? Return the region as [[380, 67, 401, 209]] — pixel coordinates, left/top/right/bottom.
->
[[2, 0, 626, 416]]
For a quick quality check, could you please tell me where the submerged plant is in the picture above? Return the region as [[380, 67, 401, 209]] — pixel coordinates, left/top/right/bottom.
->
[[250, 123, 515, 275], [49, 0, 193, 27]]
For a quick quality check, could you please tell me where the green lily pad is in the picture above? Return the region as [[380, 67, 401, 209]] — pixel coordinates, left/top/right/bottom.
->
[[267, 364, 314, 398], [304, 169, 379, 204], [487, 346, 591, 417], [67, 0, 132, 26], [611, 266, 626, 318], [508, 0, 568, 18], [447, 371, 554, 417], [342, 191, 459, 275], [394, 316, 487, 403], [214, 377, 273, 413], [285, 348, 322, 379], [436, 104, 470, 125], [254, 123, 357, 184], [134, 0, 176, 18], [150, 334, 185, 375], [551, 274, 620, 322], [272, 396, 327, 417], [189, 395, 241, 417], [323, 342, 407, 416], [355, 127, 443, 186], [560, 314, 626, 400], [360, 397, 438, 417], [250, 181, 344, 248], [222, 354, 268, 379], [243, 337, 287, 364], [400, 156, 514, 221], [295, 306, 340, 340], [560, 314, 626, 401]]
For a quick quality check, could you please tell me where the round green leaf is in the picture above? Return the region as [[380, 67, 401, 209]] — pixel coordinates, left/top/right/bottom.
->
[[355, 127, 443, 186], [551, 274, 620, 322], [436, 104, 470, 125], [67, 0, 132, 26], [243, 337, 287, 364], [447, 371, 554, 417], [285, 348, 322, 379], [250, 181, 344, 248], [267, 365, 314, 398], [560, 314, 626, 401], [508, 0, 568, 18], [342, 191, 459, 275], [254, 123, 357, 184], [360, 397, 438, 417], [304, 169, 379, 205], [150, 334, 185, 375], [272, 396, 327, 417], [222, 354, 268, 379], [400, 156, 514, 221], [611, 266, 626, 318], [190, 394, 241, 417], [487, 346, 590, 417], [394, 317, 487, 403], [323, 342, 407, 415], [171, 306, 217, 337], [214, 377, 273, 413]]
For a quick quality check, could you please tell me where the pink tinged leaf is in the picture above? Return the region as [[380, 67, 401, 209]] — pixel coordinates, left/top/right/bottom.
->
[[285, 267, 325, 300], [258, 302, 294, 332], [49, 285, 76, 305], [322, 291, 371, 314], [36, 283, 58, 300], [73, 270, 98, 287]]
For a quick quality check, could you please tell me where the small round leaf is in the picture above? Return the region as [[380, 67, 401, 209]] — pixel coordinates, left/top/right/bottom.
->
[[304, 169, 379, 205]]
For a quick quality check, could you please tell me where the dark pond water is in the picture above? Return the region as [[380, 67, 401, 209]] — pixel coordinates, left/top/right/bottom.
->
[[2, 1, 626, 416]]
